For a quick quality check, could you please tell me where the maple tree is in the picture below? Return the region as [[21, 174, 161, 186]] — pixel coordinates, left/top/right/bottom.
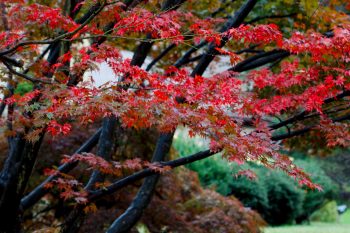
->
[[0, 0, 349, 232]]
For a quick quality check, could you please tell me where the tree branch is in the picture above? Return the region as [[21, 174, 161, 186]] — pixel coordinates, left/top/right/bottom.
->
[[229, 49, 290, 72], [106, 132, 174, 233], [130, 0, 186, 68], [61, 117, 117, 233], [20, 128, 102, 210], [269, 90, 350, 130], [0, 55, 23, 67], [271, 113, 350, 141], [89, 148, 215, 202], [67, 0, 145, 85], [85, 118, 117, 190], [90, 108, 350, 203], [146, 43, 176, 71], [0, 1, 108, 56], [174, 41, 207, 68], [2, 61, 54, 84], [191, 0, 258, 76]]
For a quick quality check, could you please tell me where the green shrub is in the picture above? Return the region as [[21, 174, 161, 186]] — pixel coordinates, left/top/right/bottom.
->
[[184, 156, 304, 225], [228, 172, 269, 217], [173, 129, 338, 225], [263, 171, 304, 225], [310, 201, 339, 223], [294, 159, 337, 223]]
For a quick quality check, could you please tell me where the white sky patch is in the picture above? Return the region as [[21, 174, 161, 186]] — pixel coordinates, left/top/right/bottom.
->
[[83, 49, 233, 87], [84, 50, 152, 87]]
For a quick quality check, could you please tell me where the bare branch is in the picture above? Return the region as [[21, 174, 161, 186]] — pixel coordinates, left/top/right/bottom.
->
[[271, 113, 350, 141], [146, 43, 176, 71], [105, 132, 174, 233], [229, 49, 290, 72], [89, 149, 215, 202], [0, 55, 23, 67], [20, 128, 102, 210], [2, 61, 54, 84], [191, 0, 258, 76], [0, 1, 108, 56]]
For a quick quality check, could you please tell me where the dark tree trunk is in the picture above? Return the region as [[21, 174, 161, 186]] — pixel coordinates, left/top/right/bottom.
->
[[0, 134, 44, 233], [60, 117, 118, 233], [106, 133, 174, 233]]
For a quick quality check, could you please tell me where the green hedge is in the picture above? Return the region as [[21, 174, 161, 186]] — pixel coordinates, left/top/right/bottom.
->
[[173, 130, 337, 225]]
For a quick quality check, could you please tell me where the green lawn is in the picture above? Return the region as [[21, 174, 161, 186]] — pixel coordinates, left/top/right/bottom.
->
[[264, 211, 350, 233], [264, 223, 349, 233], [340, 209, 350, 224]]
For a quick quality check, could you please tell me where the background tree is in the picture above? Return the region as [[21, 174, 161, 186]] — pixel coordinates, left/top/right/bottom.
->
[[0, 0, 350, 232]]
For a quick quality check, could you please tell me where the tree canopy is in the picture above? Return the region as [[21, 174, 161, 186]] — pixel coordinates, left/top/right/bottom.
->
[[0, 0, 350, 232]]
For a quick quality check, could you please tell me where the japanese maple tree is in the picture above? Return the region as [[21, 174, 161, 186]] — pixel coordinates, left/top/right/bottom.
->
[[0, 0, 350, 232]]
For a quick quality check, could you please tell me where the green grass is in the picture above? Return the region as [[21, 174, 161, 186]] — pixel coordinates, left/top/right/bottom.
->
[[264, 211, 350, 233], [264, 223, 349, 233], [340, 210, 350, 224]]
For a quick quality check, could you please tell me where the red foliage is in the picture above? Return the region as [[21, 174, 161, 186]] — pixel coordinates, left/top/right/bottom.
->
[[1, 0, 350, 215]]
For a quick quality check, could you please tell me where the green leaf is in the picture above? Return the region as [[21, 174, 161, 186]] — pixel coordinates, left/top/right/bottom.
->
[[14, 82, 34, 96], [300, 0, 319, 17]]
